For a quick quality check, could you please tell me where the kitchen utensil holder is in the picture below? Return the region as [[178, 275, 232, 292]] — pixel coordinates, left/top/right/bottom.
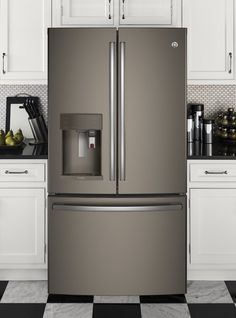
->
[[28, 116, 48, 145]]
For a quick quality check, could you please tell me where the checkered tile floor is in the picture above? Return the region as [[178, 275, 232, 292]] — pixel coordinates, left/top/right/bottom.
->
[[0, 281, 236, 317]]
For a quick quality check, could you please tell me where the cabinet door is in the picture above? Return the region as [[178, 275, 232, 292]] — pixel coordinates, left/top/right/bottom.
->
[[183, 0, 234, 80], [60, 0, 114, 25], [0, 189, 45, 264], [119, 0, 181, 26], [190, 189, 236, 265], [0, 0, 51, 82]]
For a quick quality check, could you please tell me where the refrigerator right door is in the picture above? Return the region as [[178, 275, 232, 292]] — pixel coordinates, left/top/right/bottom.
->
[[118, 28, 186, 195]]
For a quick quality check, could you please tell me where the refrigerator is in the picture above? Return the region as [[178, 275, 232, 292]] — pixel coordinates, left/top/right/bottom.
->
[[48, 28, 187, 296]]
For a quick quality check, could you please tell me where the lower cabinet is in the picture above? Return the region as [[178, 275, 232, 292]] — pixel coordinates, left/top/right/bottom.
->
[[0, 160, 47, 280], [188, 160, 236, 280], [190, 188, 236, 265], [0, 188, 45, 264]]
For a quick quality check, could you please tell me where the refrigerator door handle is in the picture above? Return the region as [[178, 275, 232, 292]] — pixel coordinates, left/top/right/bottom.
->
[[109, 42, 116, 181], [52, 204, 183, 212], [119, 42, 126, 181]]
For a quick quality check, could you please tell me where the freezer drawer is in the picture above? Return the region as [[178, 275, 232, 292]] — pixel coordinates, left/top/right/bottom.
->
[[48, 196, 186, 295]]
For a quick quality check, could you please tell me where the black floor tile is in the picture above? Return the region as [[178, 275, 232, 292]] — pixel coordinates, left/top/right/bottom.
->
[[188, 304, 236, 318], [0, 281, 8, 300], [140, 294, 186, 303], [0, 304, 45, 318], [226, 281, 236, 302], [93, 304, 141, 318], [47, 294, 94, 303]]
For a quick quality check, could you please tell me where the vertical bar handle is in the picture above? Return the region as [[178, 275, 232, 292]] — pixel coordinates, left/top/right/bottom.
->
[[108, 0, 112, 19], [109, 42, 116, 181], [228, 52, 232, 74], [122, 0, 125, 19], [119, 42, 126, 181], [2, 53, 6, 74]]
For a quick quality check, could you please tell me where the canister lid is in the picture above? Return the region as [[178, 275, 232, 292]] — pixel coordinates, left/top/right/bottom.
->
[[203, 119, 214, 124], [189, 103, 204, 111]]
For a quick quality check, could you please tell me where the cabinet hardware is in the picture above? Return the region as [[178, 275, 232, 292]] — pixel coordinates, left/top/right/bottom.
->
[[228, 52, 232, 74], [2, 53, 6, 74], [205, 170, 228, 175], [5, 170, 28, 174], [122, 0, 125, 19], [108, 0, 112, 19]]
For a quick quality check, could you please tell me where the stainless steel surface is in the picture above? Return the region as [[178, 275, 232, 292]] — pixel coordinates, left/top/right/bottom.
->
[[228, 52, 232, 74], [118, 28, 186, 194], [109, 42, 116, 181], [2, 53, 6, 74], [119, 42, 126, 182], [52, 203, 183, 212], [48, 28, 117, 194], [48, 195, 186, 295], [205, 170, 228, 175], [5, 170, 28, 174]]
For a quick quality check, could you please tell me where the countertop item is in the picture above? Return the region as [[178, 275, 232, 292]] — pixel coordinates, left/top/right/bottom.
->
[[188, 138, 236, 159], [0, 139, 48, 159]]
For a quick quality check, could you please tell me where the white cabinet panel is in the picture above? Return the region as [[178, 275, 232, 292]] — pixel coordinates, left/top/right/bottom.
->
[[183, 0, 234, 80], [61, 0, 113, 25], [120, 0, 172, 24], [0, 0, 51, 82], [0, 189, 45, 264], [190, 188, 236, 265], [0, 163, 45, 183]]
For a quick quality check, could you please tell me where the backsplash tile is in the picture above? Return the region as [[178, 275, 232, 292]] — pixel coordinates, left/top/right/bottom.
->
[[0, 84, 235, 129], [0, 85, 47, 130], [187, 85, 236, 118]]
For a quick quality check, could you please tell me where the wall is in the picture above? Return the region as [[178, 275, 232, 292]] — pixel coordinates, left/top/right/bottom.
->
[[0, 84, 235, 129]]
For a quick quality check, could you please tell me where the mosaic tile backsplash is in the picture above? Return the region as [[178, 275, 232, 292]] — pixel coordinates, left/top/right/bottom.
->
[[0, 84, 235, 129], [0, 85, 48, 130]]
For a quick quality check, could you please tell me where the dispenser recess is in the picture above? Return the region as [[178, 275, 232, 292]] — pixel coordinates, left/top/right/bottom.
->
[[61, 114, 102, 178]]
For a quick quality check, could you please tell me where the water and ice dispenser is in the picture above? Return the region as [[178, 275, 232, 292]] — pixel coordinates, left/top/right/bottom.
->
[[60, 114, 102, 177]]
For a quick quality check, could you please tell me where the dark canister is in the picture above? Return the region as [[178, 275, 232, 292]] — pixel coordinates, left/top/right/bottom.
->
[[189, 103, 204, 141], [203, 119, 213, 143]]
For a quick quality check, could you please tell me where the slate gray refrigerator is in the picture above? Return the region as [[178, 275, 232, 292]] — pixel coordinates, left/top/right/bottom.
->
[[48, 28, 187, 295]]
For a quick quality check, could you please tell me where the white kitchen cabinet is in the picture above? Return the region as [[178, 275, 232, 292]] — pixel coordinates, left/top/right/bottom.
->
[[190, 188, 236, 265], [183, 0, 235, 83], [188, 160, 236, 280], [0, 0, 51, 84], [53, 0, 182, 27], [119, 0, 181, 26], [0, 160, 47, 280], [0, 188, 45, 264]]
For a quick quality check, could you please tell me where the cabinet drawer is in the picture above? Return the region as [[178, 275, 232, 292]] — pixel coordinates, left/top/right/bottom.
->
[[0, 163, 45, 182], [189, 163, 236, 182]]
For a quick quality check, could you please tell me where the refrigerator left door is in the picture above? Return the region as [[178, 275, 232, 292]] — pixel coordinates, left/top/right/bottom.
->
[[48, 28, 117, 194]]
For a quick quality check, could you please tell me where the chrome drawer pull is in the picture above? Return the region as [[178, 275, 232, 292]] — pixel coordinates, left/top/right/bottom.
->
[[205, 170, 228, 175], [5, 170, 28, 174]]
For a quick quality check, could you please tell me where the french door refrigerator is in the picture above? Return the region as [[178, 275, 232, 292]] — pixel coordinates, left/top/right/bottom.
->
[[48, 28, 187, 295]]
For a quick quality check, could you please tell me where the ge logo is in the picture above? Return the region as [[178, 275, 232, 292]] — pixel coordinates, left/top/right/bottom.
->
[[171, 42, 179, 48]]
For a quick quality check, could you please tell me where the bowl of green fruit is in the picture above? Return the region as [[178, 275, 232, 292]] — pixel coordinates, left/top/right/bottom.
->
[[0, 129, 25, 149]]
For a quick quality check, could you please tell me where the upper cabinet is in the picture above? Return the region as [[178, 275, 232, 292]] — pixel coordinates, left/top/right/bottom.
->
[[183, 0, 235, 83], [0, 0, 51, 84], [53, 0, 182, 27], [119, 0, 181, 26]]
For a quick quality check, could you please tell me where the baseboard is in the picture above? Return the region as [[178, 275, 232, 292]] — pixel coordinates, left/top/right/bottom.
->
[[0, 269, 47, 280], [188, 270, 236, 280]]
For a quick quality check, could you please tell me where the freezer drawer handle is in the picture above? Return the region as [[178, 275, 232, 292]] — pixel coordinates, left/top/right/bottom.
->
[[204, 170, 228, 175], [5, 170, 28, 175], [109, 42, 116, 181], [52, 204, 183, 212], [119, 42, 126, 181]]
